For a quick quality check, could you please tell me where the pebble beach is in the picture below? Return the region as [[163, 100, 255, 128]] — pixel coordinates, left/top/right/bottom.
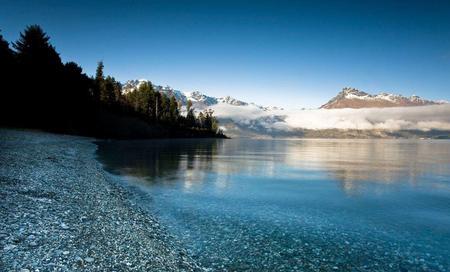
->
[[0, 129, 202, 271]]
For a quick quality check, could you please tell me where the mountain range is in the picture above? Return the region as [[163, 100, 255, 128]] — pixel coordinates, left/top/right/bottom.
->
[[320, 87, 446, 109], [122, 79, 450, 138], [122, 79, 283, 112]]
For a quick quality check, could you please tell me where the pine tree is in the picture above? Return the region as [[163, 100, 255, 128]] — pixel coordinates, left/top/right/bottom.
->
[[146, 82, 156, 120], [137, 81, 151, 116], [204, 109, 213, 130], [0, 31, 15, 84], [186, 100, 196, 127], [197, 111, 205, 128], [62, 61, 93, 127], [0, 31, 14, 69], [95, 61, 104, 81], [160, 94, 169, 121], [13, 25, 62, 69], [169, 96, 179, 121], [13, 25, 64, 126], [102, 76, 118, 106], [210, 111, 219, 132], [154, 91, 161, 120], [113, 80, 122, 104], [94, 61, 105, 103], [0, 31, 17, 124]]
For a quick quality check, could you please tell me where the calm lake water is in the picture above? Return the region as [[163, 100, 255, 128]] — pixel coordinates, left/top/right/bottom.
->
[[96, 139, 450, 271]]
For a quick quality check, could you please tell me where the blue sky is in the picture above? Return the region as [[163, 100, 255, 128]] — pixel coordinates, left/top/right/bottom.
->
[[1, 0, 450, 108]]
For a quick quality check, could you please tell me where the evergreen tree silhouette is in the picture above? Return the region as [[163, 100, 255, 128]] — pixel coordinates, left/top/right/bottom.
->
[[13, 25, 64, 127], [62, 61, 93, 130], [186, 100, 196, 128], [94, 61, 104, 103], [169, 96, 179, 122], [0, 30, 16, 124], [0, 30, 14, 69], [103, 76, 117, 107]]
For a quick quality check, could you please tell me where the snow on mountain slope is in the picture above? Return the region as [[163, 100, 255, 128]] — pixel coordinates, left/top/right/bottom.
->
[[217, 96, 248, 106], [122, 80, 450, 137], [184, 91, 218, 108], [320, 88, 445, 109], [207, 89, 450, 136], [121, 79, 148, 94], [121, 79, 274, 110]]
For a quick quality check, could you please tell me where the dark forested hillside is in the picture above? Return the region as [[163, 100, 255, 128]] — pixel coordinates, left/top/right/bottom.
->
[[0, 25, 225, 139]]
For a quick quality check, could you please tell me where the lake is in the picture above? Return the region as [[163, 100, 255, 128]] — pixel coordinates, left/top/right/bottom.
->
[[96, 139, 450, 271]]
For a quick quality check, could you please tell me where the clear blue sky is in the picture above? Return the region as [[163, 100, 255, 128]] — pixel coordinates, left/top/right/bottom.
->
[[1, 0, 450, 108]]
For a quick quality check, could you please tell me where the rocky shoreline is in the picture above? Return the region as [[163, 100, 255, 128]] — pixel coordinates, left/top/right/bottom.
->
[[0, 129, 202, 271]]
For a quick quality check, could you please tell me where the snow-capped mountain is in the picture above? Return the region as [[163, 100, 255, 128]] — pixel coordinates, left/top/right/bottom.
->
[[320, 88, 445, 109], [184, 91, 218, 108], [121, 79, 274, 111], [121, 80, 450, 138], [121, 79, 147, 94], [122, 79, 188, 104], [217, 96, 248, 106]]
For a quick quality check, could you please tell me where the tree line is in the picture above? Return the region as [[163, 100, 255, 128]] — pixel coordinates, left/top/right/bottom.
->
[[0, 25, 224, 138]]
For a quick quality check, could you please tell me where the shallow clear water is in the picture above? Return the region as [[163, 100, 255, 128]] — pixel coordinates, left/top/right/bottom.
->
[[97, 139, 450, 271]]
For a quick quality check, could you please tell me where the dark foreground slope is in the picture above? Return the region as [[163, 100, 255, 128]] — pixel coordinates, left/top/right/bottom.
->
[[0, 129, 202, 271]]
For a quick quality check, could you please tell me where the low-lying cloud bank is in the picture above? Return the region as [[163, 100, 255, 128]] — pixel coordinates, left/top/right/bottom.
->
[[210, 104, 450, 132], [284, 104, 450, 131]]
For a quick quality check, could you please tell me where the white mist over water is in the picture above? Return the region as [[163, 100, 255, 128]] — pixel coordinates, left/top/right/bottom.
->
[[210, 104, 450, 131]]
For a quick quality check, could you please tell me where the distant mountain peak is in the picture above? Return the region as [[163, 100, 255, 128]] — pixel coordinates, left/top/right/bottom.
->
[[122, 79, 149, 94], [342, 87, 369, 96], [320, 87, 445, 109], [217, 96, 248, 106]]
